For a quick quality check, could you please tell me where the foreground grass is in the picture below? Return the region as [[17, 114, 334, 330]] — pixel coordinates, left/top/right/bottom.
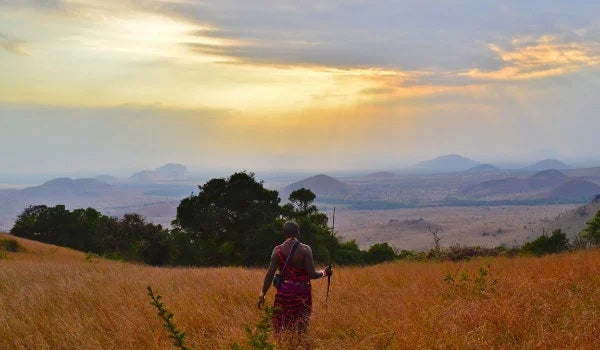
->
[[0, 233, 598, 349]]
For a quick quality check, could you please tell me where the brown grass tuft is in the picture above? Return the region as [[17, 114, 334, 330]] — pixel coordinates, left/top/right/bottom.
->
[[0, 232, 598, 349]]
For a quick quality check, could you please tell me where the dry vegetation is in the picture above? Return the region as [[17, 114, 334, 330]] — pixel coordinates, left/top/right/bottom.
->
[[1, 233, 598, 349], [336, 205, 579, 250]]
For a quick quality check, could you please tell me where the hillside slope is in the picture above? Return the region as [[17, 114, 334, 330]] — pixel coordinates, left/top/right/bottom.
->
[[0, 233, 598, 349], [460, 170, 600, 201], [532, 196, 600, 238]]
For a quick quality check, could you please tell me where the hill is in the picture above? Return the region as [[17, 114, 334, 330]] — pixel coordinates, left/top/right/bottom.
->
[[0, 177, 194, 231], [460, 169, 600, 201], [130, 163, 187, 183], [532, 195, 600, 238], [546, 179, 600, 201], [0, 232, 598, 349], [0, 232, 85, 262], [0, 177, 115, 214], [464, 163, 500, 173], [279, 174, 349, 200], [526, 159, 570, 171], [21, 177, 113, 197], [414, 154, 480, 173]]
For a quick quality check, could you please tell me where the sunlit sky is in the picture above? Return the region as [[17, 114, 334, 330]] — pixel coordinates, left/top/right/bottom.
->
[[1, 1, 600, 175]]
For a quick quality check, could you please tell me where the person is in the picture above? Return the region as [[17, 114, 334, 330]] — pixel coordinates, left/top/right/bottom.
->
[[258, 221, 333, 336]]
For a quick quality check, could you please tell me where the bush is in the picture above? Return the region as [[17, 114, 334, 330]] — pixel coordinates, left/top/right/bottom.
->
[[0, 238, 23, 252], [579, 210, 600, 246], [521, 229, 570, 256], [365, 242, 398, 264]]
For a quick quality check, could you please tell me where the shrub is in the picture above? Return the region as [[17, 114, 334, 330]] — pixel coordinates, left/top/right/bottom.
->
[[147, 286, 190, 350], [0, 238, 23, 252], [579, 210, 600, 246], [521, 229, 570, 256], [365, 242, 397, 264], [444, 265, 496, 299]]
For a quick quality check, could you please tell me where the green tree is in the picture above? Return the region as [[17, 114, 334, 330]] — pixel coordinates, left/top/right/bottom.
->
[[289, 188, 317, 214], [580, 210, 600, 246], [173, 172, 281, 266], [521, 229, 571, 255], [365, 242, 398, 264], [282, 188, 333, 264], [11, 205, 170, 265], [333, 240, 365, 265]]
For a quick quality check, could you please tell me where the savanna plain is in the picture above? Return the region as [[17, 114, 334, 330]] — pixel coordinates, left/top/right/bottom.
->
[[1, 233, 598, 349]]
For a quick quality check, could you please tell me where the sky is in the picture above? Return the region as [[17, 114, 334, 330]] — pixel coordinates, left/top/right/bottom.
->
[[1, 0, 600, 176]]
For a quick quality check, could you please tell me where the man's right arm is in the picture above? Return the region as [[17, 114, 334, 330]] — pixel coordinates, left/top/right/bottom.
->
[[303, 245, 332, 279]]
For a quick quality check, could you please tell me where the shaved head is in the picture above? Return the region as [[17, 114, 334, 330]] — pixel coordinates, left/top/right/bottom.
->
[[283, 221, 300, 238]]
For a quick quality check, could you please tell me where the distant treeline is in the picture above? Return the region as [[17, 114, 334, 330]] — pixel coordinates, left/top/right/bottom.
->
[[326, 197, 589, 211], [9, 172, 600, 266], [9, 172, 397, 266]]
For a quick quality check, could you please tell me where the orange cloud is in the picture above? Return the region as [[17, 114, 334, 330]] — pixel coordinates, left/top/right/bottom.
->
[[461, 36, 600, 80]]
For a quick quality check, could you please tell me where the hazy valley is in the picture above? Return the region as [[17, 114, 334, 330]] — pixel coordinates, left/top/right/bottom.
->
[[2, 155, 600, 251]]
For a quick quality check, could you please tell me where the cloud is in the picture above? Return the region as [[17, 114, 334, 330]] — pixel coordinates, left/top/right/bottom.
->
[[460, 36, 600, 81], [0, 33, 28, 55], [164, 1, 600, 71]]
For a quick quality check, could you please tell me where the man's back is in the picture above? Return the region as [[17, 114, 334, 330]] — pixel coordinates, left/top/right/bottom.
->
[[277, 241, 313, 275]]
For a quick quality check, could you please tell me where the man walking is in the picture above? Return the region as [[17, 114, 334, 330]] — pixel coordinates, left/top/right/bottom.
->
[[258, 221, 332, 335]]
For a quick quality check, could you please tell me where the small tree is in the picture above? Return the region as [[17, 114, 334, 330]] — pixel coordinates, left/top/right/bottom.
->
[[365, 242, 398, 264], [429, 226, 442, 251], [580, 210, 600, 246]]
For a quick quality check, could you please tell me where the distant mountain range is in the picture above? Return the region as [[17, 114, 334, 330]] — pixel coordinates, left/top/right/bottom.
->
[[129, 163, 187, 183], [0, 176, 195, 231], [408, 155, 573, 175], [460, 169, 600, 201]]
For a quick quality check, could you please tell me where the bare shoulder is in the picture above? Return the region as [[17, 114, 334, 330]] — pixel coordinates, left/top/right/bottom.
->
[[300, 243, 312, 254]]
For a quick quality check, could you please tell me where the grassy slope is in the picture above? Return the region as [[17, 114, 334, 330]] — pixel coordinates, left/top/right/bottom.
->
[[0, 232, 598, 349]]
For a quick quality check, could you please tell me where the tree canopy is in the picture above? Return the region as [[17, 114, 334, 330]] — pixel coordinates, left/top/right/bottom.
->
[[9, 172, 407, 267]]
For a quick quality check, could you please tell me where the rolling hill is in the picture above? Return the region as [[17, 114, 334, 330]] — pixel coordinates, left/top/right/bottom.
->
[[526, 159, 570, 171], [460, 169, 600, 201], [414, 154, 480, 173], [532, 195, 600, 238], [1, 232, 598, 349], [130, 163, 187, 183], [279, 174, 349, 201]]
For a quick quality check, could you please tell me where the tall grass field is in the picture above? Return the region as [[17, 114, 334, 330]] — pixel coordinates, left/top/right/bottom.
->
[[0, 232, 598, 349]]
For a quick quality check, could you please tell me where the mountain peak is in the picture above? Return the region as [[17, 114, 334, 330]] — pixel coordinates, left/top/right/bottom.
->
[[279, 174, 348, 200], [415, 154, 480, 173], [130, 163, 187, 183], [526, 159, 569, 171]]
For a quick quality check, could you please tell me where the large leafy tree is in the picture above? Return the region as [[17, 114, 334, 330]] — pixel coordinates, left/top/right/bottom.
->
[[173, 172, 282, 265]]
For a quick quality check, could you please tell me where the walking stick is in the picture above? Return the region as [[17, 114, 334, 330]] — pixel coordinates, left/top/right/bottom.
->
[[326, 207, 335, 309]]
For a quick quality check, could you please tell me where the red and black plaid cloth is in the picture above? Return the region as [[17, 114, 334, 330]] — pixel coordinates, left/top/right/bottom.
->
[[272, 245, 312, 333]]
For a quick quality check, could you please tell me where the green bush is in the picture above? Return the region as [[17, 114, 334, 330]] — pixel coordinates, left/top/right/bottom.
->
[[579, 210, 600, 246], [365, 242, 398, 264], [0, 238, 23, 252], [521, 229, 570, 256]]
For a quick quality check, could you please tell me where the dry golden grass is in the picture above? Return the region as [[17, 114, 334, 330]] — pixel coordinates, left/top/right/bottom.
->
[[0, 232, 598, 349]]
